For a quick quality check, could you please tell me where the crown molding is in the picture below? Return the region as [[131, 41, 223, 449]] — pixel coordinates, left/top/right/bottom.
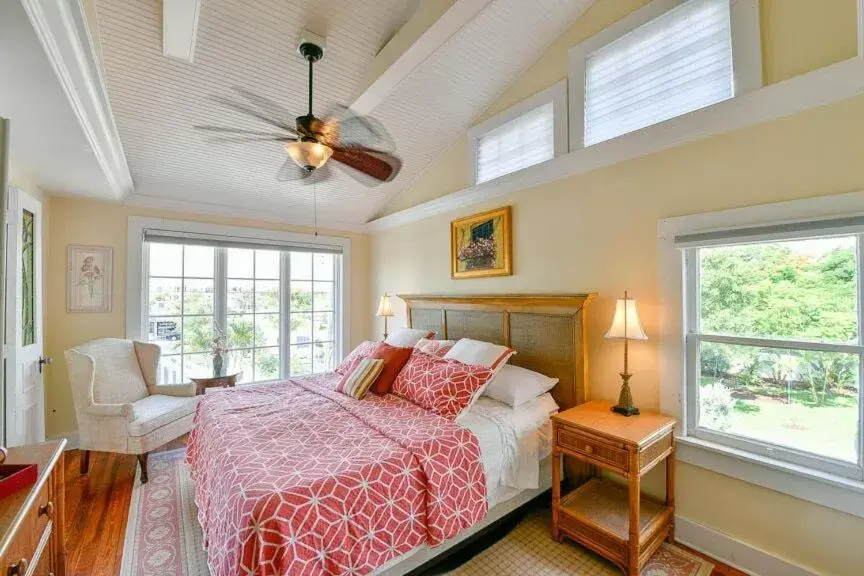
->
[[367, 56, 864, 233], [124, 192, 370, 234], [350, 0, 494, 115], [20, 0, 133, 200]]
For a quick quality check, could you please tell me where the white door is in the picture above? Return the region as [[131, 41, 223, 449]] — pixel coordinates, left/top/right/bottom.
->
[[4, 188, 45, 446]]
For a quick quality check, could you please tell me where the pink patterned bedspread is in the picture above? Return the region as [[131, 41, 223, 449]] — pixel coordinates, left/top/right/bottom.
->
[[186, 373, 488, 576]]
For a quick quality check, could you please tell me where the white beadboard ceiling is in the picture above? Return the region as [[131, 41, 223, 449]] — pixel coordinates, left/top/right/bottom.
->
[[92, 0, 594, 228]]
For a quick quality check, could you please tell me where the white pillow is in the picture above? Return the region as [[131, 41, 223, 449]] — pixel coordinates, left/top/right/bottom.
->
[[483, 364, 559, 408], [443, 338, 515, 370], [385, 328, 435, 348]]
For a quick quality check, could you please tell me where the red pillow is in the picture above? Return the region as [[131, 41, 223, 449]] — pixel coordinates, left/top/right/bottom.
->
[[392, 351, 495, 419], [369, 342, 414, 395]]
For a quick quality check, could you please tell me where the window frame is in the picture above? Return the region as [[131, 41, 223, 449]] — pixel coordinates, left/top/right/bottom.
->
[[127, 217, 351, 382], [683, 234, 864, 481], [466, 80, 568, 186], [658, 192, 864, 518], [568, 0, 762, 150]]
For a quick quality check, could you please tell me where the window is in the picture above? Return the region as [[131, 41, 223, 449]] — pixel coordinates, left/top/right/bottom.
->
[[683, 228, 863, 480], [467, 80, 567, 185], [569, 0, 761, 148], [131, 218, 348, 385]]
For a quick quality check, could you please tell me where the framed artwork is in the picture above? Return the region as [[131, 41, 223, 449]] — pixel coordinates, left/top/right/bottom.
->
[[68, 245, 113, 312], [451, 206, 512, 279]]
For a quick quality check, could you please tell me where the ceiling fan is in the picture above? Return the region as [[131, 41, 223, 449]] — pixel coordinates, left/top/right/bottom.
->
[[195, 37, 402, 186]]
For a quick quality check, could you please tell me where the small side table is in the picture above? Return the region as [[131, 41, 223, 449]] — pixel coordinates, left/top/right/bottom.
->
[[551, 400, 677, 576], [190, 372, 241, 395]]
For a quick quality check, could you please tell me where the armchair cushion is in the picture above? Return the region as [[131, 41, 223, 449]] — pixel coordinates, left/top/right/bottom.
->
[[127, 394, 200, 437]]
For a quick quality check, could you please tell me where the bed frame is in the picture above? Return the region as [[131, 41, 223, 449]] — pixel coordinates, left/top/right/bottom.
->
[[376, 293, 596, 575]]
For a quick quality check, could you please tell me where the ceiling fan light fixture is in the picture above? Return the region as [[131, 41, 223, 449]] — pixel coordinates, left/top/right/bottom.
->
[[285, 140, 333, 171]]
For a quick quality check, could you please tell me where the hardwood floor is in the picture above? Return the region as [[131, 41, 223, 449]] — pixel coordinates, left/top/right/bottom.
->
[[63, 442, 741, 576]]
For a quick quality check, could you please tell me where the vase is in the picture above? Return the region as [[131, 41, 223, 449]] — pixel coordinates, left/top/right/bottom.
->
[[213, 354, 223, 377]]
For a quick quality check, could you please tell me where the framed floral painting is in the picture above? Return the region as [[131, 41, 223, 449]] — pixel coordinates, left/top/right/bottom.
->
[[451, 206, 512, 279], [68, 245, 113, 312]]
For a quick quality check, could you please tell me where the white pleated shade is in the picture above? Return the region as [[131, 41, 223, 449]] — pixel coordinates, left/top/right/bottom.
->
[[584, 0, 733, 147], [605, 298, 648, 341], [476, 102, 555, 184], [376, 294, 394, 317]]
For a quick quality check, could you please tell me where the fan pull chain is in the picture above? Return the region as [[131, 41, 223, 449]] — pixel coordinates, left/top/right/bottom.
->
[[313, 174, 318, 237]]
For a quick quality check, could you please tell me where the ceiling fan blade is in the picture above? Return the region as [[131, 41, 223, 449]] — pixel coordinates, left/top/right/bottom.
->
[[232, 87, 296, 126], [331, 148, 401, 184], [194, 125, 295, 139], [204, 135, 296, 144], [276, 159, 332, 183], [321, 105, 395, 153], [209, 94, 297, 135]]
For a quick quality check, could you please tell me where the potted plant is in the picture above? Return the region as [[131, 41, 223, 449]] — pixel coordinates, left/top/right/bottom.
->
[[212, 325, 228, 377]]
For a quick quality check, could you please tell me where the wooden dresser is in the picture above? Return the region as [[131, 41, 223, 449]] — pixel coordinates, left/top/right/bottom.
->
[[0, 440, 66, 576]]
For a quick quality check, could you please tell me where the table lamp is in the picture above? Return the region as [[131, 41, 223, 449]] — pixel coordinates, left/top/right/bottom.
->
[[376, 293, 394, 339], [605, 290, 648, 416]]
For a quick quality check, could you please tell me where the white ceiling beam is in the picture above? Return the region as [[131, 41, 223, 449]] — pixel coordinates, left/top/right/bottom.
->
[[162, 0, 202, 63], [350, 0, 493, 115], [19, 0, 134, 200]]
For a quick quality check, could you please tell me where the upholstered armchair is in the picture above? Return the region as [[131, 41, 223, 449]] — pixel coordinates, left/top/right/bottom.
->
[[65, 338, 200, 483]]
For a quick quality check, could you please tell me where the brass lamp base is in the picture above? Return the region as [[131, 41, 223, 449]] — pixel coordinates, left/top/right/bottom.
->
[[611, 372, 640, 417]]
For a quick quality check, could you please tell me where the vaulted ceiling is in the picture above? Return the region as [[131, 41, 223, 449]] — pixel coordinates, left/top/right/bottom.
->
[[88, 0, 594, 228]]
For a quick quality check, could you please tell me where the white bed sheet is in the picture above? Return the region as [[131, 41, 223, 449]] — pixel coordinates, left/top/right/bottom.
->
[[456, 393, 558, 507]]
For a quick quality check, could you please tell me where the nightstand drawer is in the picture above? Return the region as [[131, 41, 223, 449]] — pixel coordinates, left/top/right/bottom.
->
[[556, 426, 629, 472]]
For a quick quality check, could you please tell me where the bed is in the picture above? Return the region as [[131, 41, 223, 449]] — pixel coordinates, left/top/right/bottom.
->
[[187, 293, 594, 576]]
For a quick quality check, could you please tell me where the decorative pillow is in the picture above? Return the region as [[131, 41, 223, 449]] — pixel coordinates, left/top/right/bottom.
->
[[414, 338, 457, 357], [392, 351, 495, 419], [443, 338, 515, 371], [483, 364, 559, 407], [384, 328, 436, 348], [336, 358, 384, 399], [334, 340, 379, 376], [369, 342, 414, 395]]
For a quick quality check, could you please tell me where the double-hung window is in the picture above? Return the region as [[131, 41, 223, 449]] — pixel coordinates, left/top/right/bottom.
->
[[131, 219, 347, 385], [569, 0, 761, 148], [681, 223, 864, 481]]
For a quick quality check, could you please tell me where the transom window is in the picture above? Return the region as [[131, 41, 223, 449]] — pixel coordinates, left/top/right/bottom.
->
[[684, 231, 863, 480], [569, 0, 761, 149], [140, 226, 344, 385]]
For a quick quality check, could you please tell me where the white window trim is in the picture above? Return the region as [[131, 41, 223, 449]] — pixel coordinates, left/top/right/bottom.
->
[[126, 216, 352, 368], [658, 190, 864, 518], [466, 79, 568, 186], [568, 0, 762, 151]]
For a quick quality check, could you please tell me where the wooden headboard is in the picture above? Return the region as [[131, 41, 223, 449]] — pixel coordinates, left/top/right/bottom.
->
[[399, 294, 596, 410]]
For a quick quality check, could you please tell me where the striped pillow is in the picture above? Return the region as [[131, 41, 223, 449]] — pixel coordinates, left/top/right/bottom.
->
[[336, 358, 384, 399]]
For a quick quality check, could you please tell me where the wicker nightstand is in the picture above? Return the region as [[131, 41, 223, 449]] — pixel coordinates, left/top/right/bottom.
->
[[551, 400, 677, 576]]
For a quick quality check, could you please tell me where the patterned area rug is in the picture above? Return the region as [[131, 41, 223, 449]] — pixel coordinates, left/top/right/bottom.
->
[[121, 449, 713, 576]]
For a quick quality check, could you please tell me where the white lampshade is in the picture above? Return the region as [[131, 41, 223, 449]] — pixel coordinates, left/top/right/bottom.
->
[[376, 294, 394, 317], [285, 140, 333, 171], [605, 297, 647, 341]]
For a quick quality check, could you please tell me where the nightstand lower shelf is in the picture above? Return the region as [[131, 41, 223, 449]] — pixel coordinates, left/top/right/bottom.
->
[[557, 478, 672, 573]]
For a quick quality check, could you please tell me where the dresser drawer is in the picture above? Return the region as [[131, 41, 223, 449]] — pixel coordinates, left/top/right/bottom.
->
[[556, 425, 629, 472]]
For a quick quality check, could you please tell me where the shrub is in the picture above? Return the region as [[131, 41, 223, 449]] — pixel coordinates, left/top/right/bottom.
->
[[700, 383, 735, 431]]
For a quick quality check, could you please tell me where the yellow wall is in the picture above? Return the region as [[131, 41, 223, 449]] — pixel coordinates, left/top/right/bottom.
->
[[43, 197, 370, 440], [370, 1, 863, 574]]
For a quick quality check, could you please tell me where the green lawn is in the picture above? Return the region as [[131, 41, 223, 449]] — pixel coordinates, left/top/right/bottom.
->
[[699, 377, 858, 463]]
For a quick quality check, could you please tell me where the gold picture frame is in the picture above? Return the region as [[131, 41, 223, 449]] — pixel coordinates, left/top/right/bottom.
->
[[451, 206, 512, 279]]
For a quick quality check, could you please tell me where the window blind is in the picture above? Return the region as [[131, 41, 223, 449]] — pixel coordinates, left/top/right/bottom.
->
[[584, 0, 733, 147], [476, 102, 554, 184], [674, 216, 864, 248], [143, 229, 343, 254]]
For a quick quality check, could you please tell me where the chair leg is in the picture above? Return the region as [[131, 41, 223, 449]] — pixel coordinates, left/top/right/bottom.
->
[[137, 453, 149, 484], [80, 450, 90, 475]]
